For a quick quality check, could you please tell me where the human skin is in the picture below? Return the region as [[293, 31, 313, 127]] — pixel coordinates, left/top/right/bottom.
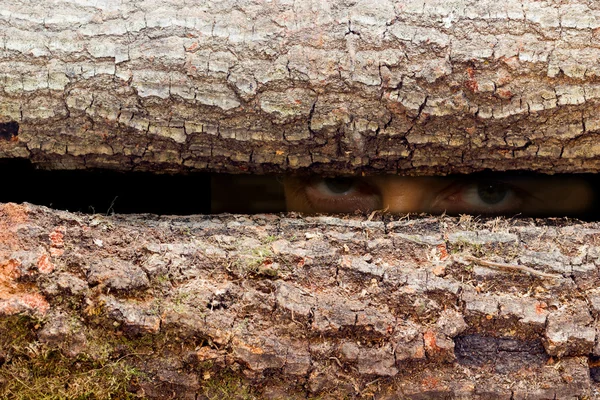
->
[[283, 175, 596, 217]]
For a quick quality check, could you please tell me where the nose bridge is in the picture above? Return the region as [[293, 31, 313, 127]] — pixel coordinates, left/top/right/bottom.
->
[[378, 176, 433, 214]]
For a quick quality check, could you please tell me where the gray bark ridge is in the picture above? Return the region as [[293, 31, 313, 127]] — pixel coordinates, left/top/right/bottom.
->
[[1, 0, 600, 174], [1, 203, 600, 398]]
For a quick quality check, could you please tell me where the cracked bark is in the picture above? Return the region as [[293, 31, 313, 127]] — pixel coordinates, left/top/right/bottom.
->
[[2, 203, 600, 398], [3, 0, 600, 398], [1, 0, 600, 174]]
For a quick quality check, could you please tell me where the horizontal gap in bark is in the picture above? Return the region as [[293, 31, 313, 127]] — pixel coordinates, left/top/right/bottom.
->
[[0, 159, 212, 215], [3, 159, 600, 219]]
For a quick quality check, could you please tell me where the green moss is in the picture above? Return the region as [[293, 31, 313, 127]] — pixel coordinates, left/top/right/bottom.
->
[[179, 226, 193, 236], [0, 315, 38, 349], [247, 246, 274, 267], [0, 316, 143, 400], [1, 354, 141, 399], [263, 235, 278, 244], [154, 274, 170, 285], [449, 239, 484, 256], [226, 244, 277, 279], [0, 316, 270, 399], [200, 373, 257, 400]]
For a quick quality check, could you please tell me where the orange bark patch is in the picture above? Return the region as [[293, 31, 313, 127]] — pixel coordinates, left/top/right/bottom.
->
[[0, 204, 49, 316], [466, 67, 476, 79], [0, 258, 21, 288], [535, 301, 548, 314], [233, 340, 265, 355], [423, 330, 437, 351], [17, 293, 49, 314], [0, 293, 50, 316], [421, 375, 441, 389], [37, 253, 55, 274], [0, 203, 29, 252], [436, 244, 449, 260], [185, 42, 200, 52], [0, 261, 51, 316], [49, 226, 66, 247], [413, 345, 426, 359], [49, 226, 66, 256], [496, 89, 513, 99], [465, 79, 479, 93], [432, 264, 446, 276]]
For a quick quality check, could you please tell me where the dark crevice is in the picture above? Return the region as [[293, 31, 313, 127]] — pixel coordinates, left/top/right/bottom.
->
[[1, 160, 600, 220], [0, 159, 210, 215], [0, 121, 19, 140], [590, 357, 600, 382], [454, 335, 548, 374]]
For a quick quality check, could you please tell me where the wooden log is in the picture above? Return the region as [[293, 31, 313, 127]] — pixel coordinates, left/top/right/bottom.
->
[[1, 0, 600, 174], [1, 203, 599, 398], [2, 1, 600, 398]]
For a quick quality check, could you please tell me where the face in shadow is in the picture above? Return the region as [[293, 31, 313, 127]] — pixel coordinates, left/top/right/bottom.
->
[[284, 175, 596, 217]]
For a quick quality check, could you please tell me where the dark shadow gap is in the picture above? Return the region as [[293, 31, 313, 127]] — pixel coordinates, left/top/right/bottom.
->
[[0, 159, 212, 215], [1, 159, 600, 219]]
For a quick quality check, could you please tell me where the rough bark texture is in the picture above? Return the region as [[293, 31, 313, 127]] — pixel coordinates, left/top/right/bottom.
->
[[4, 1, 600, 398], [2, 202, 600, 398], [2, 0, 600, 174]]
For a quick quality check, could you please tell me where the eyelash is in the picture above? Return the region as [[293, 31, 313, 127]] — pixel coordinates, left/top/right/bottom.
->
[[286, 175, 597, 216], [303, 178, 534, 214], [433, 180, 531, 214], [301, 178, 382, 213]]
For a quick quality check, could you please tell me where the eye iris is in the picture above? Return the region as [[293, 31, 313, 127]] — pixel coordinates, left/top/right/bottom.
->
[[477, 182, 508, 205], [324, 178, 355, 194]]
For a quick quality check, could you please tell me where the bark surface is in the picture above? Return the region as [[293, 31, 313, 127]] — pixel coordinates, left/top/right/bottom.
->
[[2, 0, 600, 174], [1, 202, 600, 398], [3, 1, 600, 398]]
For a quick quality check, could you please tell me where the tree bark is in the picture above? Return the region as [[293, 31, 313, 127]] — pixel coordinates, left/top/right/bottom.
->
[[1, 202, 599, 398], [3, 1, 600, 398], [2, 0, 600, 174]]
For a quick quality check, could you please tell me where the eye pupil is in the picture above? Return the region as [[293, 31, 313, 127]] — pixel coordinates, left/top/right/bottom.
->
[[477, 182, 508, 205], [324, 178, 355, 194]]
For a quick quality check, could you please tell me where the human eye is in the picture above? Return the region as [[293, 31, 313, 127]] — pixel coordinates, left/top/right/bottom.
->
[[285, 177, 382, 214], [429, 175, 596, 216], [431, 179, 529, 215], [284, 174, 596, 217]]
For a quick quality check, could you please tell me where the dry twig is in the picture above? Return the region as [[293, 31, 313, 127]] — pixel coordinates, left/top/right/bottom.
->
[[461, 255, 563, 279]]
